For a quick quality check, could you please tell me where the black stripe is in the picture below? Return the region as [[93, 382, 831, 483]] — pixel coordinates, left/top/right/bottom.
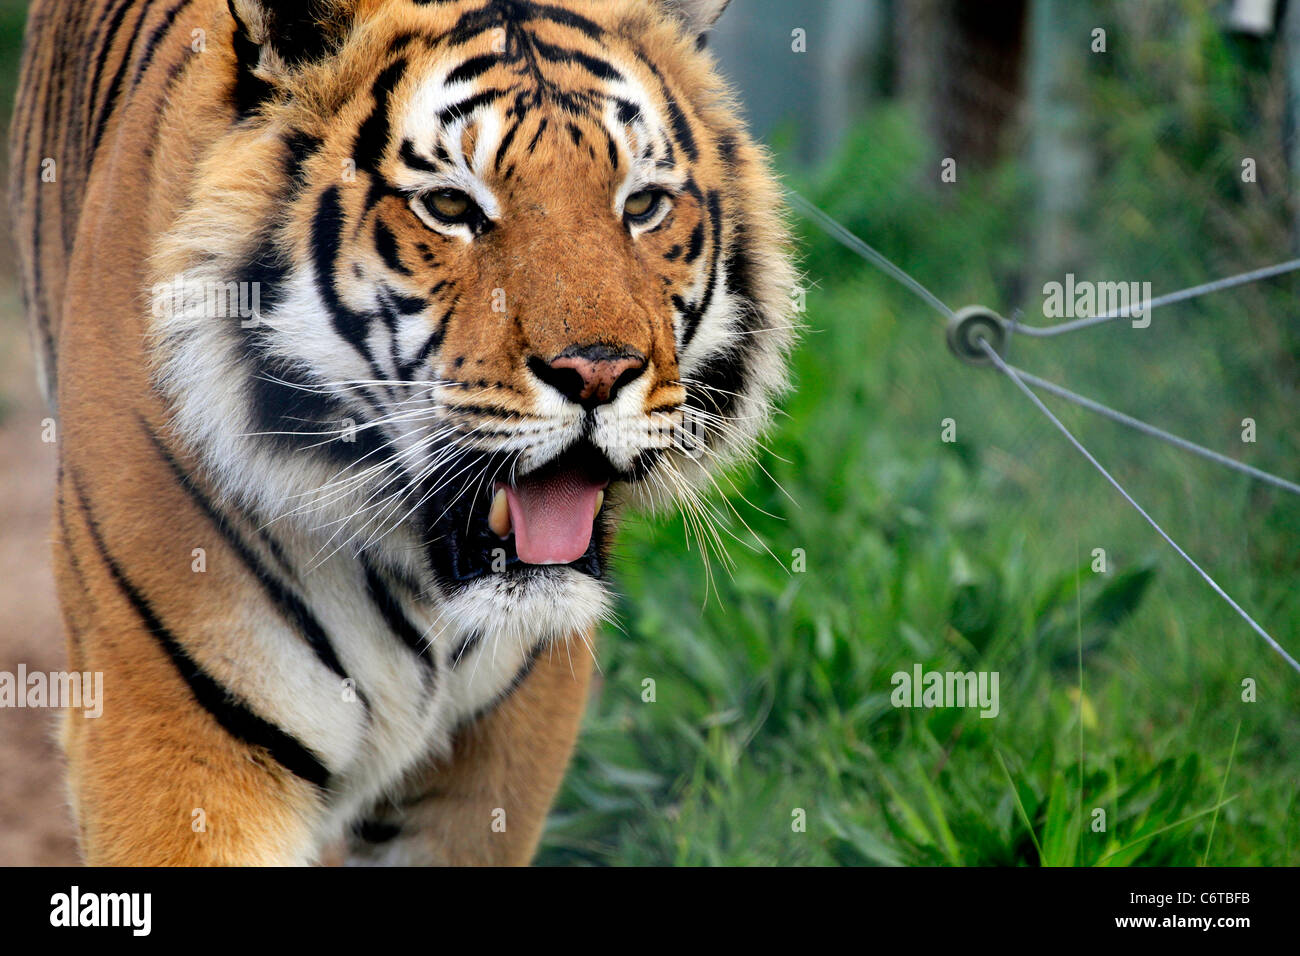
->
[[54, 485, 93, 656], [52, 15, 77, 259], [284, 130, 324, 190], [526, 116, 549, 152], [692, 224, 765, 422], [84, 0, 137, 147], [441, 2, 508, 45], [493, 119, 522, 171], [354, 58, 408, 172], [229, 0, 275, 114], [11, 9, 43, 209], [445, 53, 500, 86], [393, 293, 430, 316], [663, 93, 698, 162], [604, 128, 620, 170], [139, 419, 366, 704], [409, 328, 442, 368], [231, 230, 399, 519], [244, 343, 392, 466], [130, 0, 195, 90], [404, 304, 451, 374], [90, 2, 153, 156], [69, 472, 331, 790], [437, 400, 531, 420], [437, 88, 507, 127], [687, 345, 748, 423], [531, 38, 622, 81], [522, 3, 603, 40], [723, 222, 762, 325], [684, 219, 765, 424], [635, 54, 698, 161], [230, 0, 347, 68], [312, 186, 377, 362], [718, 130, 740, 167], [388, 32, 421, 57], [362, 558, 438, 670], [162, 34, 199, 93], [231, 232, 392, 465], [613, 98, 641, 126], [362, 178, 402, 218], [374, 218, 412, 276], [680, 191, 723, 348], [399, 139, 439, 172], [684, 220, 705, 264], [233, 500, 295, 577], [440, 0, 602, 46]]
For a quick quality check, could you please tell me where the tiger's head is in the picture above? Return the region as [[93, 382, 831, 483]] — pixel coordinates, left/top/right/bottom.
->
[[152, 0, 794, 637]]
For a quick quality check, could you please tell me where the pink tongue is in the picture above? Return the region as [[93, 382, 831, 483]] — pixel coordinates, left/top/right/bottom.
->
[[503, 472, 602, 565]]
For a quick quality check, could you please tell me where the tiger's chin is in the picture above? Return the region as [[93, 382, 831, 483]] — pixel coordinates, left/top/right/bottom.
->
[[437, 562, 613, 653]]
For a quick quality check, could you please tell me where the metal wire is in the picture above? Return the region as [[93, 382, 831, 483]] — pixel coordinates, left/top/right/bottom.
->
[[791, 193, 1300, 674], [979, 338, 1300, 676], [1011, 258, 1300, 337], [1008, 366, 1300, 497], [789, 192, 955, 321], [794, 193, 1300, 497]]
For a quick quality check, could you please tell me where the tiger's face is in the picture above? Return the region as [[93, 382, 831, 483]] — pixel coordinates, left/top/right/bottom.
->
[[153, 0, 793, 634]]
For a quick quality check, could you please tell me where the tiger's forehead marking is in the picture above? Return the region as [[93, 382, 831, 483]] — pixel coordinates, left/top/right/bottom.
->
[[386, 6, 682, 200], [397, 73, 672, 179]]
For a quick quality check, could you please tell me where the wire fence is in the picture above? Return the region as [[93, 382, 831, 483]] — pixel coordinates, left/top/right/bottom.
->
[[790, 189, 1300, 676]]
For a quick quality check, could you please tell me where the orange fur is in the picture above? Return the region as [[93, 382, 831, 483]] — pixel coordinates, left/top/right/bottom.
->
[[11, 0, 793, 865]]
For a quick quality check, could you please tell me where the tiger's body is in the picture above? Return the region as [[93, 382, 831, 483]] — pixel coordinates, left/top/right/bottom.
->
[[10, 0, 793, 865]]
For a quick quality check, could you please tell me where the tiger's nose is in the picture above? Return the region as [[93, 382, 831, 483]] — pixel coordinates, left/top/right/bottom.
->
[[528, 344, 647, 408]]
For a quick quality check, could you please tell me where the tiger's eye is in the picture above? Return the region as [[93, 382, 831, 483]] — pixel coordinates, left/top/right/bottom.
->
[[624, 190, 657, 218], [431, 191, 471, 219]]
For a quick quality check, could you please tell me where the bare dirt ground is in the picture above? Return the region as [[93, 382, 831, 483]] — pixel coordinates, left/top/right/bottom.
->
[[0, 308, 80, 865]]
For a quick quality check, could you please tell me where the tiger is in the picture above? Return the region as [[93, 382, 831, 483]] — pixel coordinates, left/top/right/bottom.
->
[[9, 0, 794, 865]]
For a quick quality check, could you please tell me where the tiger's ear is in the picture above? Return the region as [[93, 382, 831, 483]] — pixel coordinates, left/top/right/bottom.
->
[[659, 0, 732, 37], [227, 0, 355, 79]]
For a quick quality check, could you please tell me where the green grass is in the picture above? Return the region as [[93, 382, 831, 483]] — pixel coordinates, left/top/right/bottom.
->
[[0, 0, 1292, 868], [537, 11, 1300, 866]]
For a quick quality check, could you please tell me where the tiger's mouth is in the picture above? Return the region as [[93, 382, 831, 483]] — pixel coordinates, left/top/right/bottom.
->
[[487, 470, 608, 565], [419, 440, 622, 587]]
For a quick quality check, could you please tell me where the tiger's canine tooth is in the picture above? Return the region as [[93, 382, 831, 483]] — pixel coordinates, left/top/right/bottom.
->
[[489, 486, 511, 537], [594, 489, 604, 517]]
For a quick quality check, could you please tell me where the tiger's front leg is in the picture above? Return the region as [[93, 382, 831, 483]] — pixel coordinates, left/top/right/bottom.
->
[[53, 464, 335, 866], [345, 641, 594, 866], [62, 695, 327, 866]]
